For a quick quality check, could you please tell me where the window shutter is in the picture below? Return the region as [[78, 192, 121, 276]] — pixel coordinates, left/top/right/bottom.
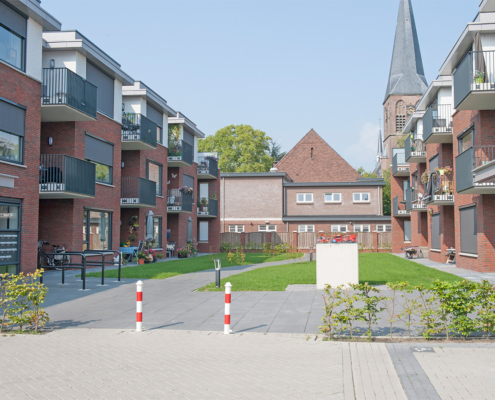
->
[[0, 2, 27, 37], [146, 104, 163, 128], [460, 206, 477, 254], [183, 129, 194, 146], [86, 62, 114, 118], [183, 174, 194, 188], [0, 99, 25, 136], [85, 135, 113, 166], [429, 155, 440, 172], [431, 214, 441, 250]]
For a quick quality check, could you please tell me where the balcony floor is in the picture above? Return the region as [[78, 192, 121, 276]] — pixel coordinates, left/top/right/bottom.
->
[[197, 172, 218, 180], [426, 195, 454, 206], [457, 186, 495, 195], [167, 206, 192, 213], [197, 211, 217, 218], [393, 168, 410, 177], [457, 89, 495, 111], [405, 154, 426, 164], [121, 140, 156, 151], [39, 190, 94, 199], [168, 158, 192, 168], [394, 212, 411, 218], [41, 104, 97, 122], [424, 132, 453, 144], [121, 199, 156, 208]]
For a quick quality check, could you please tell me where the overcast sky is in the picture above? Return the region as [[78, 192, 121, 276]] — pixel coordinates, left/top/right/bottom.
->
[[41, 0, 478, 171]]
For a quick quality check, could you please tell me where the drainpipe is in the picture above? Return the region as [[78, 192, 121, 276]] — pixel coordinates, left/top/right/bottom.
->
[[222, 176, 225, 233]]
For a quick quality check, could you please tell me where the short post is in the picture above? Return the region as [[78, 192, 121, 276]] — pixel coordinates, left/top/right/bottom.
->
[[214, 259, 221, 288], [224, 282, 232, 335], [136, 280, 143, 332]]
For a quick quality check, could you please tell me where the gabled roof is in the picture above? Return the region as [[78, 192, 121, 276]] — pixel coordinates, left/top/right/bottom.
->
[[275, 129, 361, 182], [384, 0, 428, 103]]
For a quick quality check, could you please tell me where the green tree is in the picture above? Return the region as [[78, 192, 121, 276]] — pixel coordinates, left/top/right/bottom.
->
[[198, 124, 274, 172], [357, 167, 379, 178], [270, 140, 286, 162], [382, 169, 391, 216]]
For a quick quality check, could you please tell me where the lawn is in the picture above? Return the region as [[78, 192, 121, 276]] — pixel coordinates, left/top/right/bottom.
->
[[84, 252, 303, 280], [198, 253, 464, 292]]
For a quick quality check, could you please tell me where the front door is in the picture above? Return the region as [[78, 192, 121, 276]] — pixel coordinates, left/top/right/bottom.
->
[[0, 200, 21, 274]]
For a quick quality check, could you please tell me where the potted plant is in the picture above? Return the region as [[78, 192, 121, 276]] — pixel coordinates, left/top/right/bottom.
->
[[210, 193, 217, 200], [137, 252, 146, 265], [177, 247, 189, 258], [146, 248, 157, 263], [475, 70, 485, 84], [128, 234, 136, 243], [200, 197, 208, 212], [435, 166, 452, 176], [157, 253, 164, 260]]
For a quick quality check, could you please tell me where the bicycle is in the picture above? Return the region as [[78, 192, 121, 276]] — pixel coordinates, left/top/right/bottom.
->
[[38, 240, 71, 268]]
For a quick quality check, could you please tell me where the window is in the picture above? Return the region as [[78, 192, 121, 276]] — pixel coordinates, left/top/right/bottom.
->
[[324, 193, 341, 203], [146, 160, 163, 196], [0, 2, 27, 71], [376, 225, 392, 232], [297, 193, 313, 203], [86, 61, 114, 118], [431, 213, 440, 250], [331, 225, 347, 232], [0, 99, 25, 164], [354, 225, 370, 233], [0, 200, 20, 274], [403, 180, 410, 201], [199, 183, 209, 205], [298, 225, 315, 233], [396, 101, 406, 133], [353, 193, 370, 203], [404, 220, 411, 242], [258, 225, 276, 232], [183, 174, 194, 190], [199, 221, 209, 242], [459, 129, 473, 154], [229, 225, 244, 233], [429, 154, 439, 172], [147, 216, 162, 248], [460, 206, 477, 254], [85, 135, 114, 184], [146, 104, 164, 145], [83, 210, 111, 251]]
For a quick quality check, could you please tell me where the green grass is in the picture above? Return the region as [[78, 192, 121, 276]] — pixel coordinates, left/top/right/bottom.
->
[[198, 253, 464, 292], [83, 252, 303, 280]]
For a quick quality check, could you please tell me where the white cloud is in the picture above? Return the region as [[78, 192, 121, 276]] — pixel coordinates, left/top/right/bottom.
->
[[345, 122, 380, 172]]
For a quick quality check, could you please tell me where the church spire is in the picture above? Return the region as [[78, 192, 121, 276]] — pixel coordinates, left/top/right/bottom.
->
[[376, 128, 384, 162], [384, 0, 428, 103]]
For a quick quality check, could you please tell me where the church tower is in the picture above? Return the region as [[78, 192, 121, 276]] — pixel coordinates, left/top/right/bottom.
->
[[382, 0, 428, 167]]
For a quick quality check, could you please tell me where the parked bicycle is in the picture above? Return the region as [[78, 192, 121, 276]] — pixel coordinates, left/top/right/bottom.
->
[[37, 240, 71, 268]]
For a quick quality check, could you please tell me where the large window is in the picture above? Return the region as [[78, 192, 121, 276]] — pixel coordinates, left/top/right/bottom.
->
[[460, 206, 477, 255], [404, 220, 411, 242], [146, 104, 164, 145], [459, 129, 473, 154], [0, 98, 25, 164], [431, 213, 440, 250], [86, 61, 114, 118], [0, 130, 22, 163], [298, 225, 315, 233], [353, 193, 370, 203], [0, 200, 20, 274], [324, 193, 341, 203], [146, 160, 163, 196], [376, 225, 392, 232], [429, 154, 439, 172], [354, 225, 370, 233], [229, 225, 244, 233], [85, 134, 113, 184], [0, 0, 27, 72], [199, 221, 209, 242], [148, 216, 162, 248], [297, 193, 313, 203], [258, 225, 276, 232], [83, 210, 111, 251], [331, 225, 347, 232]]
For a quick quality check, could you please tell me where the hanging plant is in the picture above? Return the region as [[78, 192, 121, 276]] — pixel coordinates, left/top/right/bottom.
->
[[421, 171, 430, 185], [435, 166, 453, 176]]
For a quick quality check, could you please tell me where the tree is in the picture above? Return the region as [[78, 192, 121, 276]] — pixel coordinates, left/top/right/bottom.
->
[[357, 167, 379, 179], [270, 140, 286, 162], [357, 167, 391, 216], [198, 124, 274, 172]]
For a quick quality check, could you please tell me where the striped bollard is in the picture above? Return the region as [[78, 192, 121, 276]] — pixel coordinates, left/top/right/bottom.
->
[[224, 282, 232, 335], [136, 280, 143, 332]]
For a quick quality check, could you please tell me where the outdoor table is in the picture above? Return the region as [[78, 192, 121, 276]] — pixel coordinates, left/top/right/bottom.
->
[[120, 246, 138, 261]]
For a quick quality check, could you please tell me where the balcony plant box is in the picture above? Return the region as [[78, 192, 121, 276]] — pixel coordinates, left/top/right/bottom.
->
[[177, 246, 190, 258]]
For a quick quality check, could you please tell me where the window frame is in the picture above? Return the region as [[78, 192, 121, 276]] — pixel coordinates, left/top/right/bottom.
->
[[0, 128, 23, 164], [353, 224, 370, 233], [0, 23, 26, 72], [296, 193, 313, 204], [258, 225, 277, 232], [199, 221, 209, 242], [228, 225, 244, 233], [146, 159, 163, 196], [376, 224, 392, 232], [353, 192, 371, 203], [82, 209, 112, 251], [150, 216, 162, 248], [324, 193, 341, 203], [331, 225, 348, 233], [298, 225, 315, 233], [458, 128, 474, 155]]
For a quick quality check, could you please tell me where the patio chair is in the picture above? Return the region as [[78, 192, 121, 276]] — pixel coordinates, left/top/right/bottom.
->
[[167, 241, 176, 258], [167, 195, 176, 206], [128, 240, 144, 261]]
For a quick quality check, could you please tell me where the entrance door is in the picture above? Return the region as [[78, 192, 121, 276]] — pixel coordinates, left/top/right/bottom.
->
[[0, 200, 21, 274], [404, 220, 411, 242]]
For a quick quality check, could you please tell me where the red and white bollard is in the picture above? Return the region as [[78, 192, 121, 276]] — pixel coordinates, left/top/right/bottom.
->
[[136, 280, 143, 332], [224, 282, 232, 335]]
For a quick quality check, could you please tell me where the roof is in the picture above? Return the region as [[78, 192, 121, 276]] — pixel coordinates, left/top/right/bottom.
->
[[122, 81, 176, 117], [415, 76, 452, 111], [5, 0, 61, 31], [384, 0, 428, 103], [220, 172, 292, 182], [168, 112, 205, 138], [283, 180, 387, 187], [283, 215, 392, 222], [402, 110, 425, 133]]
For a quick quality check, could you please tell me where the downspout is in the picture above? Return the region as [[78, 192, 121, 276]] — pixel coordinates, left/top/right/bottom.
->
[[284, 185, 288, 232], [222, 176, 225, 233]]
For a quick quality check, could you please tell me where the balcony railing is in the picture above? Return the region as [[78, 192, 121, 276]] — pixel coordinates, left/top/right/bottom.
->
[[392, 151, 409, 176], [198, 198, 218, 217], [454, 51, 495, 109], [121, 113, 157, 149], [423, 104, 453, 143], [423, 173, 454, 204], [456, 146, 495, 193], [405, 187, 427, 212], [121, 177, 156, 207], [39, 154, 95, 197], [167, 189, 193, 213], [197, 155, 219, 179], [393, 196, 410, 217], [405, 135, 426, 163], [168, 140, 193, 166], [42, 68, 98, 119]]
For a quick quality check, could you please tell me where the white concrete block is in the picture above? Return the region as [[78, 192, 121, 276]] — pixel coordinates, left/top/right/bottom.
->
[[316, 243, 359, 289]]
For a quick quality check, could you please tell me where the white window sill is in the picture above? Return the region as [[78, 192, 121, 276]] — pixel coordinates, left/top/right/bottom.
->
[[157, 195, 164, 198], [198, 241, 208, 243], [430, 249, 441, 253], [96, 182, 115, 188], [460, 252, 478, 258], [353, 201, 371, 204], [0, 160, 26, 169], [324, 202, 342, 204]]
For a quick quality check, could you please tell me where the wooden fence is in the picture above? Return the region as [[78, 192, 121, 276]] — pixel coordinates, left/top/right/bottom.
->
[[377, 232, 392, 249]]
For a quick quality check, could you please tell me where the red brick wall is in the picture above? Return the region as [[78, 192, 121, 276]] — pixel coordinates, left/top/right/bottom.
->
[[197, 168, 221, 253], [0, 63, 41, 273], [391, 170, 409, 253]]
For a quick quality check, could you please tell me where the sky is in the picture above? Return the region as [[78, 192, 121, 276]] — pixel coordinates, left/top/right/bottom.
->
[[41, 0, 479, 171]]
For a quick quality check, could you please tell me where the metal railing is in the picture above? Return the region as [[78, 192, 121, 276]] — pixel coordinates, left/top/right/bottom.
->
[[474, 145, 495, 168], [198, 198, 218, 217], [405, 135, 426, 162], [39, 154, 95, 196], [423, 103, 452, 142], [42, 68, 97, 119], [197, 155, 219, 178], [392, 151, 409, 175], [121, 177, 156, 206], [121, 113, 158, 148], [167, 189, 193, 212], [168, 140, 193, 165], [406, 187, 426, 211], [393, 196, 409, 217], [454, 50, 495, 108], [423, 173, 454, 202]]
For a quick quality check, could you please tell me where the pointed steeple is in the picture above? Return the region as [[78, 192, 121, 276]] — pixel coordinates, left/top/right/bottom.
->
[[376, 128, 384, 162], [384, 0, 428, 103]]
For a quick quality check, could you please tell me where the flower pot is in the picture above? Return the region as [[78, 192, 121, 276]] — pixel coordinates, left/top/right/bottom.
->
[[138, 259, 145, 265], [178, 253, 188, 259], [439, 169, 445, 176], [476, 77, 484, 84]]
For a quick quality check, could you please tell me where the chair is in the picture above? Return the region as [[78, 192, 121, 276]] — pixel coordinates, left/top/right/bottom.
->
[[167, 241, 176, 258], [167, 196, 176, 206], [129, 240, 144, 261]]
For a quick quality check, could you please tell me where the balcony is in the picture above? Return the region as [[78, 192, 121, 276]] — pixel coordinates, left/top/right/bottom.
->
[[454, 51, 495, 110], [197, 198, 218, 218], [41, 68, 97, 122], [423, 104, 453, 144], [197, 155, 219, 179], [423, 174, 454, 205], [456, 146, 495, 194], [167, 189, 193, 213], [39, 154, 95, 199], [121, 177, 156, 208], [168, 140, 193, 168], [393, 196, 410, 218], [392, 151, 409, 177], [121, 113, 158, 151], [405, 135, 426, 163], [405, 187, 427, 212]]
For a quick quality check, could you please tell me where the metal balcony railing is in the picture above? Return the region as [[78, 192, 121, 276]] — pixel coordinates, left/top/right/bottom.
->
[[454, 51, 495, 108], [405, 187, 426, 211], [423, 173, 454, 203], [167, 189, 193, 212], [121, 177, 156, 207], [393, 196, 409, 217], [474, 145, 495, 168], [121, 113, 157, 148], [423, 104, 452, 142], [405, 135, 426, 162], [42, 68, 98, 118], [39, 154, 95, 196], [392, 151, 409, 175], [168, 140, 193, 165], [198, 198, 218, 217], [197, 155, 219, 178]]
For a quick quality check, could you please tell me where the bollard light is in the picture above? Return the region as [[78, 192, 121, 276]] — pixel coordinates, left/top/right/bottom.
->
[[214, 259, 221, 270], [214, 259, 221, 288]]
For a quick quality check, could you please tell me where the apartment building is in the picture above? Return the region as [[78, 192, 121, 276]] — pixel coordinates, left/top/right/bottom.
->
[[221, 130, 390, 234], [0, 0, 220, 275], [391, 0, 495, 272]]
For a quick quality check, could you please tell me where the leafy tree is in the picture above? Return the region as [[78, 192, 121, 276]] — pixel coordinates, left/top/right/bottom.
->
[[198, 124, 274, 172], [357, 167, 379, 178], [270, 140, 286, 162], [357, 167, 390, 215]]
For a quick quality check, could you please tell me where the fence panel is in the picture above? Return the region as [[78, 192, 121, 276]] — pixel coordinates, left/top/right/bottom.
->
[[378, 232, 392, 249], [357, 233, 373, 250], [220, 233, 242, 247], [245, 232, 266, 249], [297, 232, 317, 249], [271, 232, 293, 246]]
